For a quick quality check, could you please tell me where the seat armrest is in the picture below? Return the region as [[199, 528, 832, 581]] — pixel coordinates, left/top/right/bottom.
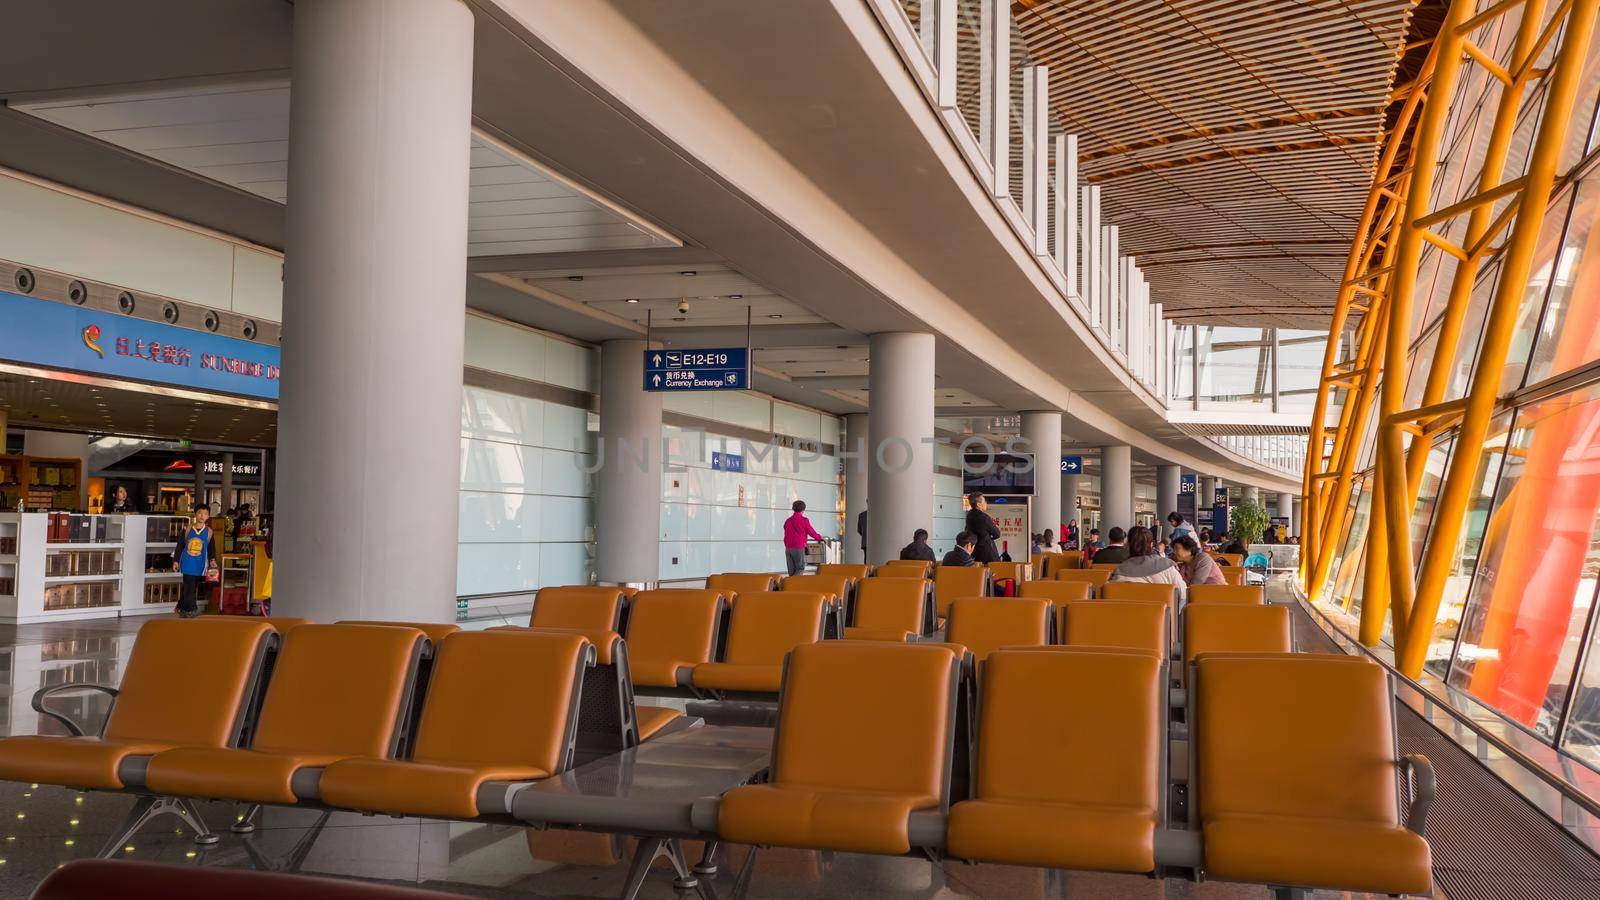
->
[[32, 684, 119, 738], [1401, 754, 1435, 835]]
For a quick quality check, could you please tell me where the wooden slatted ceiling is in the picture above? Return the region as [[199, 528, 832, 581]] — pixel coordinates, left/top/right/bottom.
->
[[1014, 0, 1414, 326]]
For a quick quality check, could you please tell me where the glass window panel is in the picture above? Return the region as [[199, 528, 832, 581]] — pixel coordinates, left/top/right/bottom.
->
[[1325, 476, 1372, 615], [1445, 261, 1500, 402], [1448, 390, 1600, 739], [1501, 183, 1574, 393], [1196, 326, 1271, 406], [1527, 169, 1600, 385], [1425, 411, 1513, 680], [954, 0, 990, 157], [1412, 437, 1455, 563]]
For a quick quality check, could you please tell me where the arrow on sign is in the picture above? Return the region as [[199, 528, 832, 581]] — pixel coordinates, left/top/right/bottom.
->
[[652, 353, 663, 366], [652, 374, 662, 387]]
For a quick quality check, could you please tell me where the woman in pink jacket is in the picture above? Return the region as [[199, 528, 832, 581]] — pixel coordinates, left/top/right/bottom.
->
[[783, 500, 825, 576]]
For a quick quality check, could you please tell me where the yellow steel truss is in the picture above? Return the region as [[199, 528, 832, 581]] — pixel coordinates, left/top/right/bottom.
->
[[1302, 0, 1600, 679]]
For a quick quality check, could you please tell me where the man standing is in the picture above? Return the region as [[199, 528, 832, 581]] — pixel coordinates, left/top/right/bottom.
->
[[857, 506, 868, 561], [964, 492, 1002, 564]]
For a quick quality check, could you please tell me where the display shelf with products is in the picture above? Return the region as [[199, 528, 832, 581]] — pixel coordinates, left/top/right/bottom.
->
[[22, 457, 82, 512], [0, 455, 23, 511], [0, 513, 218, 621]]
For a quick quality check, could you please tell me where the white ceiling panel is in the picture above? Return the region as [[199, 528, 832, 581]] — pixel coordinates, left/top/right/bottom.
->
[[13, 84, 679, 257]]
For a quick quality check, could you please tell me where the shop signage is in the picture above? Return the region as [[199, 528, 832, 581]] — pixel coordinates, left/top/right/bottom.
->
[[1059, 455, 1082, 474], [774, 434, 820, 453], [202, 460, 262, 476], [0, 290, 280, 400], [710, 451, 744, 472], [643, 347, 748, 392]]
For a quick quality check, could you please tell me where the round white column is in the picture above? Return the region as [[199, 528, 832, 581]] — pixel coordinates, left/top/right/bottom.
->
[[1156, 465, 1181, 537], [1199, 476, 1217, 508], [1099, 445, 1133, 532], [1277, 492, 1296, 526], [273, 0, 474, 623], [1021, 411, 1062, 542], [866, 333, 934, 567], [843, 413, 869, 564], [596, 340, 663, 584]]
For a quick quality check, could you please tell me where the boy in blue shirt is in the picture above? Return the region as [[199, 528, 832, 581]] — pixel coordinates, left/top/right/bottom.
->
[[172, 506, 215, 618]]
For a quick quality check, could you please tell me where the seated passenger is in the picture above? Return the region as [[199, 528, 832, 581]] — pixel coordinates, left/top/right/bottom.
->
[[941, 532, 979, 567], [1172, 535, 1225, 586], [1091, 526, 1130, 565], [900, 528, 937, 562], [1039, 528, 1055, 551], [1109, 525, 1186, 601]]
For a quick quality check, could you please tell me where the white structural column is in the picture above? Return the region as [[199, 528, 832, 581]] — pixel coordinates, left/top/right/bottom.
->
[[1156, 465, 1181, 534], [596, 340, 663, 584], [273, 0, 474, 623], [1277, 492, 1296, 525], [1100, 446, 1133, 532], [1022, 411, 1062, 539], [843, 413, 869, 564], [1061, 474, 1082, 534], [1199, 476, 1217, 508], [1244, 486, 1261, 506], [867, 333, 935, 567], [1292, 498, 1303, 536]]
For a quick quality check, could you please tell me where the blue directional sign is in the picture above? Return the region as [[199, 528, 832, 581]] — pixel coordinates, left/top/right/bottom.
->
[[711, 451, 744, 473], [1180, 474, 1197, 494], [1059, 455, 1083, 474], [644, 347, 749, 392]]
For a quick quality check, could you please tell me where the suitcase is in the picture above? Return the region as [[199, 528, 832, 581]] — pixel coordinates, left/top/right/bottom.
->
[[220, 586, 249, 616]]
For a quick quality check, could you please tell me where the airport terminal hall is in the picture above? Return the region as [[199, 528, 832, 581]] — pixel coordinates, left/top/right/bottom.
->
[[7, 0, 1600, 898]]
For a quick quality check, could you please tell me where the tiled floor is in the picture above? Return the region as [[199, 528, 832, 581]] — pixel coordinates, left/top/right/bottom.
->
[[0, 607, 1417, 899]]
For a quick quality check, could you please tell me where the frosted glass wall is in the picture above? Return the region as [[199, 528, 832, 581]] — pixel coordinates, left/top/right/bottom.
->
[[932, 442, 966, 549], [659, 394, 842, 580], [457, 315, 597, 600]]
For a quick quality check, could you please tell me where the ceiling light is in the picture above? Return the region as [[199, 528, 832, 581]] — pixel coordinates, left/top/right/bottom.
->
[[727, 294, 743, 300], [566, 275, 584, 282], [679, 271, 697, 277], [672, 317, 687, 322], [625, 298, 640, 304], [768, 314, 783, 319], [814, 370, 826, 374]]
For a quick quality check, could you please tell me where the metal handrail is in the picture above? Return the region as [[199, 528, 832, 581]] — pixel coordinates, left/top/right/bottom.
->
[[1297, 591, 1600, 822]]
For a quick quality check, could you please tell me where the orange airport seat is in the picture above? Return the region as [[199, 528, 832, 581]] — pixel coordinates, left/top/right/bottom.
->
[[530, 586, 628, 632], [692, 592, 830, 695], [986, 561, 1030, 585], [1194, 655, 1431, 895], [338, 620, 460, 644], [1187, 584, 1264, 606], [1211, 553, 1245, 567], [1054, 568, 1111, 595], [717, 642, 960, 855], [1099, 582, 1178, 641], [876, 560, 933, 578], [1183, 604, 1291, 663], [623, 589, 727, 689], [0, 618, 276, 791], [142, 624, 427, 805], [1221, 567, 1248, 585], [706, 573, 779, 595], [945, 597, 1053, 661], [844, 578, 931, 641], [782, 573, 853, 603], [1059, 601, 1168, 656], [934, 565, 992, 621], [948, 647, 1162, 872], [1019, 580, 1092, 605], [817, 563, 872, 581], [319, 630, 593, 818]]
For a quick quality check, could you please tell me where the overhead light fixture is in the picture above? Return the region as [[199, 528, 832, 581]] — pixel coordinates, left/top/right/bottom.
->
[[727, 294, 743, 300], [625, 298, 640, 304], [679, 271, 697, 277], [566, 275, 584, 282], [768, 314, 783, 319], [672, 317, 687, 322]]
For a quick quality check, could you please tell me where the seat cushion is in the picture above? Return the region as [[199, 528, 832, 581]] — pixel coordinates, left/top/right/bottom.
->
[[717, 784, 935, 855], [947, 798, 1155, 873], [842, 627, 913, 642], [144, 746, 349, 804], [319, 758, 548, 818], [1204, 814, 1431, 895], [0, 736, 172, 790], [630, 659, 692, 689], [636, 706, 683, 741], [692, 662, 782, 693]]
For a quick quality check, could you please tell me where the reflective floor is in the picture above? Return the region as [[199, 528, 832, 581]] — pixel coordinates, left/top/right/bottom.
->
[[0, 614, 1431, 899]]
